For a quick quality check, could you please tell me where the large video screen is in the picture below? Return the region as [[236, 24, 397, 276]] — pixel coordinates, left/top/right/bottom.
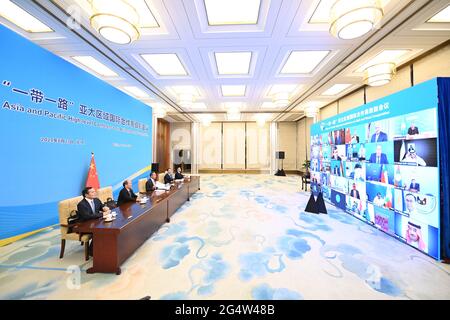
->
[[310, 80, 440, 259]]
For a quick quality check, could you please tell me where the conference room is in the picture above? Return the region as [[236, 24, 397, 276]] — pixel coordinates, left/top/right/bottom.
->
[[1, 0, 450, 306]]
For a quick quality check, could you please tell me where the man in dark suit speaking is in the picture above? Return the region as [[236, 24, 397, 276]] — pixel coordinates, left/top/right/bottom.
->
[[77, 187, 110, 221], [349, 183, 360, 199], [164, 168, 174, 184], [146, 172, 158, 192], [370, 123, 388, 142], [117, 179, 140, 206], [369, 145, 389, 164], [409, 179, 420, 192]]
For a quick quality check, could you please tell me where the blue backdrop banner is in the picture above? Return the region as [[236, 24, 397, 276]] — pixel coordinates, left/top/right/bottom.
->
[[0, 25, 153, 243]]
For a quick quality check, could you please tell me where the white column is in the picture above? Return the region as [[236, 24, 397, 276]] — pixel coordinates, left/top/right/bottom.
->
[[269, 122, 278, 175], [191, 122, 200, 174], [304, 105, 319, 124]]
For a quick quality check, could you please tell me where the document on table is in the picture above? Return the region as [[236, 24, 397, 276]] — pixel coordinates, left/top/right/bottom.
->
[[156, 182, 170, 191]]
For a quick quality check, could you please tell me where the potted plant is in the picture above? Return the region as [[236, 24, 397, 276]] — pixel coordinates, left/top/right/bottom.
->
[[302, 160, 311, 174]]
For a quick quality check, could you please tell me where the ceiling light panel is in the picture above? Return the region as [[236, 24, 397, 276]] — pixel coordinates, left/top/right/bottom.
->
[[321, 83, 352, 96], [204, 0, 261, 25], [0, 1, 53, 32], [128, 0, 159, 28], [221, 85, 246, 97], [356, 49, 411, 72], [215, 52, 252, 75], [71, 56, 118, 77], [427, 5, 450, 23], [280, 50, 330, 74], [141, 53, 188, 76]]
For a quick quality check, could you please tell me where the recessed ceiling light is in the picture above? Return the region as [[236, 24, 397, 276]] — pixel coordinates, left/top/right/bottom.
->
[[215, 52, 252, 75], [321, 84, 352, 96], [128, 0, 159, 28], [427, 5, 450, 23], [221, 85, 246, 97], [356, 49, 411, 72], [204, 0, 261, 25], [141, 53, 188, 76], [71, 56, 118, 77], [123, 86, 149, 98], [0, 1, 53, 33], [267, 84, 300, 97], [280, 51, 330, 74]]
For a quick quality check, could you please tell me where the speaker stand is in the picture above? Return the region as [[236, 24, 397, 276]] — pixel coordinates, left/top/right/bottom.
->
[[274, 159, 286, 176]]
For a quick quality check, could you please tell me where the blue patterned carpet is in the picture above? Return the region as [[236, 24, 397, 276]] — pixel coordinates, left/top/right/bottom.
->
[[0, 174, 449, 299]]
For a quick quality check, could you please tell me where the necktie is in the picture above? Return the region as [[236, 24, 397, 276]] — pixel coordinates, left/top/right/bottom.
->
[[90, 199, 95, 213], [377, 156, 380, 164]]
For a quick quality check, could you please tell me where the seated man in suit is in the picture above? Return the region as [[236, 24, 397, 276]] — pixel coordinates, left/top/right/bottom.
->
[[145, 172, 158, 192], [77, 187, 110, 221], [175, 167, 184, 180], [164, 168, 174, 184], [409, 178, 420, 192], [349, 183, 360, 199], [370, 123, 388, 142], [117, 179, 140, 206], [369, 145, 389, 164]]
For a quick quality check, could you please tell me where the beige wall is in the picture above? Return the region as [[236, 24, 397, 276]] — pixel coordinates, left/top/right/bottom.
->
[[317, 43, 450, 121], [247, 122, 270, 169], [319, 102, 338, 121], [297, 118, 307, 170], [170, 122, 191, 166], [223, 122, 246, 169], [277, 122, 297, 170], [199, 122, 222, 169]]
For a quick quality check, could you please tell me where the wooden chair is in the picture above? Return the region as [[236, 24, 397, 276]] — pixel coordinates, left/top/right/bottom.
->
[[138, 178, 147, 193], [97, 186, 113, 203], [58, 196, 91, 261]]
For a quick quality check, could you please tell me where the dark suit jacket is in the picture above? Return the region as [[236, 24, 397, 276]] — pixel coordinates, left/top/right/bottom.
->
[[350, 189, 360, 199], [175, 172, 184, 180], [146, 178, 156, 192], [369, 153, 389, 164], [77, 198, 104, 221], [117, 187, 137, 206], [408, 127, 419, 135], [164, 173, 174, 184], [409, 183, 420, 191], [370, 132, 388, 142]]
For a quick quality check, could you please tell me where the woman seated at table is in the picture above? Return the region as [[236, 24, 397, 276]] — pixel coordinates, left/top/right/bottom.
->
[[175, 167, 184, 180]]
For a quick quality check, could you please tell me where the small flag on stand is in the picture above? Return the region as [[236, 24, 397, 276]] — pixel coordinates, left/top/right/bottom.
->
[[86, 152, 100, 189]]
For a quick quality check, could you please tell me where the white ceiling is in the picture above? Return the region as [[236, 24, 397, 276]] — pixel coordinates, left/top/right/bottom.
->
[[1, 0, 450, 122]]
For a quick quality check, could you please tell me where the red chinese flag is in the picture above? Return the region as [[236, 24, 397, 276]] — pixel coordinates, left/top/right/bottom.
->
[[86, 153, 100, 189]]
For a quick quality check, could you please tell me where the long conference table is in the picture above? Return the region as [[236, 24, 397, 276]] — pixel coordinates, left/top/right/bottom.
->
[[73, 175, 200, 275]]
